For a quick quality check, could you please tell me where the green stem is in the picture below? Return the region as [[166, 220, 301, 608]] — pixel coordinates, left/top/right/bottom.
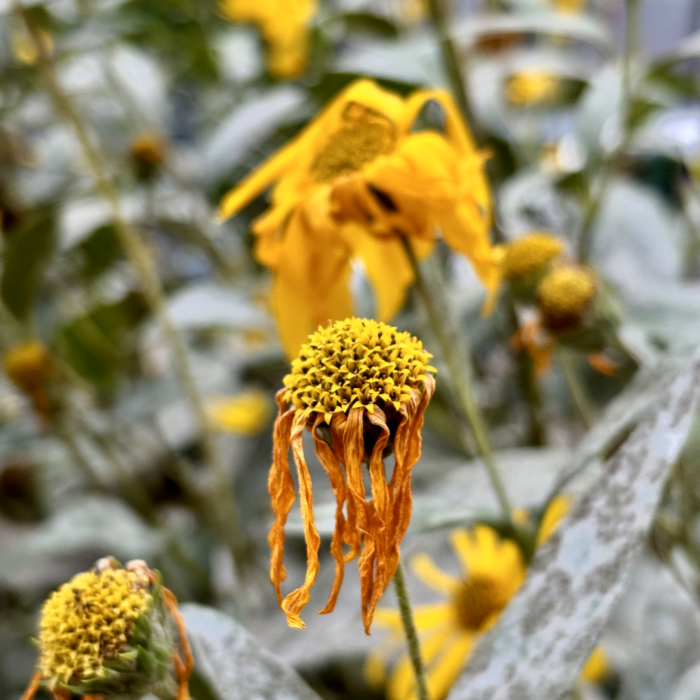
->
[[17, 3, 250, 568], [557, 348, 594, 429], [577, 0, 639, 262], [426, 0, 479, 138], [401, 238, 513, 520], [393, 559, 430, 700]]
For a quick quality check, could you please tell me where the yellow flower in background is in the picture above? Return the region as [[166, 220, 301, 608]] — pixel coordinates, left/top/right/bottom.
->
[[218, 0, 316, 78], [269, 318, 435, 633], [536, 265, 597, 332], [207, 389, 271, 434], [11, 24, 53, 65], [368, 496, 610, 700], [505, 71, 561, 108], [553, 0, 586, 14], [218, 79, 499, 358]]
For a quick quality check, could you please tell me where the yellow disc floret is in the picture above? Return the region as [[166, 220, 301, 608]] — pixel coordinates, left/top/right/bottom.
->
[[537, 266, 596, 331], [453, 573, 513, 630], [38, 569, 151, 686], [502, 233, 564, 282], [283, 318, 434, 418], [5, 341, 52, 393]]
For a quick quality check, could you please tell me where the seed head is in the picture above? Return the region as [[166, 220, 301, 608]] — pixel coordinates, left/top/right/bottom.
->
[[38, 569, 151, 686], [502, 233, 564, 282], [537, 266, 597, 331], [283, 318, 434, 420]]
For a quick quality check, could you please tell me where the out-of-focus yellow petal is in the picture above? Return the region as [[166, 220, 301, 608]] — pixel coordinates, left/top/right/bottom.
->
[[353, 227, 415, 320], [410, 554, 461, 594], [207, 390, 271, 434], [537, 494, 572, 545], [425, 631, 475, 700], [580, 646, 610, 683], [450, 526, 498, 575]]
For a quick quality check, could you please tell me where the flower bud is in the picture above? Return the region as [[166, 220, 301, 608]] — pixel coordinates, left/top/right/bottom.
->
[[130, 132, 167, 180], [5, 341, 52, 394], [503, 233, 564, 302], [25, 558, 191, 700]]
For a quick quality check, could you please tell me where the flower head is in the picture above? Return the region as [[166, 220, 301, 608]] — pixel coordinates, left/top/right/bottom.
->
[[23, 558, 193, 700], [368, 496, 607, 700], [5, 341, 52, 394], [218, 0, 316, 78], [130, 132, 167, 179], [217, 79, 500, 358], [207, 390, 271, 435], [502, 233, 564, 283], [505, 71, 561, 108], [536, 265, 597, 332], [269, 318, 435, 633]]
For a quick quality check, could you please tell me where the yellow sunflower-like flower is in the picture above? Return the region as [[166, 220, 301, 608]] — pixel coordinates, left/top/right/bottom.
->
[[218, 0, 316, 78], [217, 79, 499, 358], [505, 71, 562, 108], [22, 558, 193, 700], [269, 318, 435, 633], [368, 496, 610, 700]]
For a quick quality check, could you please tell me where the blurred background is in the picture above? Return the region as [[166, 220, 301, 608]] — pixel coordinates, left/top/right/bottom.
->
[[2, 1, 700, 699]]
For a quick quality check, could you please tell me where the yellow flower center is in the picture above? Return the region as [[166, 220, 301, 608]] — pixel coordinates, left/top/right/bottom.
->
[[39, 569, 151, 685], [5, 341, 52, 393], [453, 574, 511, 630], [502, 233, 564, 282], [283, 318, 434, 416], [453, 573, 512, 630], [312, 102, 397, 183], [537, 266, 596, 330]]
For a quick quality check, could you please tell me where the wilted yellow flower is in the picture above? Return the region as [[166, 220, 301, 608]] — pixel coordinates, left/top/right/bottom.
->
[[218, 0, 316, 78], [537, 265, 597, 332], [207, 389, 271, 434], [368, 496, 608, 700], [269, 318, 435, 633], [505, 71, 561, 108], [22, 558, 193, 700], [218, 79, 499, 358]]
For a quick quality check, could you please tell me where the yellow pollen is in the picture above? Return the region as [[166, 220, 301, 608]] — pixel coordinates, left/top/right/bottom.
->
[[537, 266, 596, 330], [283, 318, 434, 416], [453, 574, 512, 630], [502, 233, 564, 282], [5, 341, 52, 393], [38, 569, 151, 686], [312, 102, 397, 183]]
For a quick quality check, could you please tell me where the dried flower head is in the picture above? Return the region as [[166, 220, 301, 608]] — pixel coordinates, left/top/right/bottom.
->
[[502, 233, 564, 283], [23, 559, 193, 700], [270, 318, 435, 633], [537, 266, 597, 332]]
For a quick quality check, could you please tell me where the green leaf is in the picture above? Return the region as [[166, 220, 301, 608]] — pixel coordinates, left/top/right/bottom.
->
[[449, 352, 700, 699], [1, 209, 56, 321], [181, 605, 322, 700]]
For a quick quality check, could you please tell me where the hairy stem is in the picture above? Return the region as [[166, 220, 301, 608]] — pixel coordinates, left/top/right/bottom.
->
[[17, 3, 249, 567], [401, 238, 513, 520], [558, 349, 594, 429], [393, 559, 430, 700]]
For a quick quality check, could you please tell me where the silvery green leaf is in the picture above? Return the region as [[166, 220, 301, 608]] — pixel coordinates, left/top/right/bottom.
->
[[672, 664, 700, 700], [182, 605, 322, 700], [448, 352, 700, 700]]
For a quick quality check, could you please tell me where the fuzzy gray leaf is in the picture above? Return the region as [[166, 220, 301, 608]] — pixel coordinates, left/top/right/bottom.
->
[[182, 604, 322, 700], [449, 352, 700, 700]]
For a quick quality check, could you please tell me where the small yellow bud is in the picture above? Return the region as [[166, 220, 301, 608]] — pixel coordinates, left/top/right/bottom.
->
[[130, 132, 167, 179], [502, 233, 565, 283], [536, 266, 597, 332], [4, 341, 52, 394]]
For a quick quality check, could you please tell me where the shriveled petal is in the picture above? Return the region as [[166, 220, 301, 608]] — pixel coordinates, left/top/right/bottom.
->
[[410, 553, 460, 594], [268, 392, 300, 606], [279, 414, 322, 628], [312, 415, 348, 615]]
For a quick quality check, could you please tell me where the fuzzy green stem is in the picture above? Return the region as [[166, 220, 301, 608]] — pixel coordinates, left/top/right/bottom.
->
[[393, 559, 430, 700], [17, 3, 250, 567], [577, 0, 639, 262], [426, 0, 479, 138], [557, 349, 594, 429], [401, 238, 513, 520]]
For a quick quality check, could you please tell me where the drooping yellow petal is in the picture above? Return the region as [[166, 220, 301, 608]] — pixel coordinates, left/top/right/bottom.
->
[[353, 226, 416, 320], [410, 554, 461, 595], [537, 495, 572, 545], [424, 631, 475, 700], [580, 646, 610, 683]]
